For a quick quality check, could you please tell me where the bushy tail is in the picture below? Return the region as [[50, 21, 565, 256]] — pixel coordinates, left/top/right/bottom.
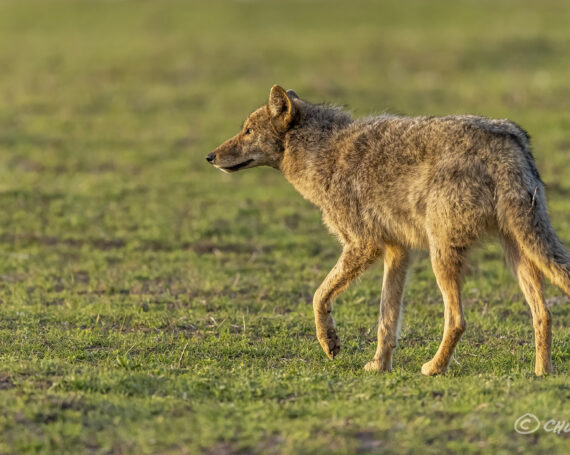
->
[[502, 183, 570, 296]]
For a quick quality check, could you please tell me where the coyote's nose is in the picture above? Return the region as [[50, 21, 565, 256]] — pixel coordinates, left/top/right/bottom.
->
[[206, 152, 216, 163]]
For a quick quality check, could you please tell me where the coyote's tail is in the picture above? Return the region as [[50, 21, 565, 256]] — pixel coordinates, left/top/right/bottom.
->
[[500, 177, 570, 296]]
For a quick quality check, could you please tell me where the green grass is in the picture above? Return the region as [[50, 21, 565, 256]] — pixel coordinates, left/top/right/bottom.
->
[[1, 0, 570, 453]]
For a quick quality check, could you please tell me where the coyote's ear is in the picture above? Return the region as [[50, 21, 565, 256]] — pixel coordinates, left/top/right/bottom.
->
[[286, 89, 299, 100], [268, 85, 297, 132]]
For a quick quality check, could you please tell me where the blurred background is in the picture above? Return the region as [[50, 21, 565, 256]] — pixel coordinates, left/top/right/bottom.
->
[[0, 1, 569, 453]]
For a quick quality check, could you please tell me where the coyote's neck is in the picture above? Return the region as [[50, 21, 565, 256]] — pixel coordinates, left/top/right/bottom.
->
[[279, 103, 353, 206], [280, 135, 347, 207], [280, 146, 322, 205]]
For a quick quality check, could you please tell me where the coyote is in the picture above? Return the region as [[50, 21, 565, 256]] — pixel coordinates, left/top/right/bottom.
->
[[207, 85, 570, 376]]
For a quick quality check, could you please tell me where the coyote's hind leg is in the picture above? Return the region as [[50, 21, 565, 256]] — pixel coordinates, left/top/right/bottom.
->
[[502, 235, 553, 375], [421, 245, 467, 376]]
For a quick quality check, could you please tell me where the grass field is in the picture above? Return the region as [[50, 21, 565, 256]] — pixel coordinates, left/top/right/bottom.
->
[[1, 0, 570, 453]]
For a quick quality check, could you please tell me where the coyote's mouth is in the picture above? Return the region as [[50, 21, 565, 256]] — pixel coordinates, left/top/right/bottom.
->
[[221, 159, 254, 172]]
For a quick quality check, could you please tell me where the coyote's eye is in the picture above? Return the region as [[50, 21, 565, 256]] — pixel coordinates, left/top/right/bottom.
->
[[244, 128, 253, 135]]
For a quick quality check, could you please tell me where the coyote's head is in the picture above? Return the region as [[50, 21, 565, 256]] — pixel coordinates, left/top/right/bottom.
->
[[207, 85, 299, 172]]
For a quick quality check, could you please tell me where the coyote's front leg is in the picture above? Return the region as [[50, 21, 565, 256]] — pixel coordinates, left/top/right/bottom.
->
[[364, 244, 409, 372], [313, 244, 381, 359]]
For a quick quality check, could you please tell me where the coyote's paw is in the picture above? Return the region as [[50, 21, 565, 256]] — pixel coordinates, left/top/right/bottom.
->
[[421, 359, 447, 376], [318, 327, 340, 360], [535, 362, 553, 376], [364, 359, 391, 372]]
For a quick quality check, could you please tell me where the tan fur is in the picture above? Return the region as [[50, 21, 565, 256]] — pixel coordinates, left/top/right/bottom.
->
[[208, 85, 570, 376]]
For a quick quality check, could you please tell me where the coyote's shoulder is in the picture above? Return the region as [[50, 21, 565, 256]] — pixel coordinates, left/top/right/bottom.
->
[[209, 85, 570, 376]]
